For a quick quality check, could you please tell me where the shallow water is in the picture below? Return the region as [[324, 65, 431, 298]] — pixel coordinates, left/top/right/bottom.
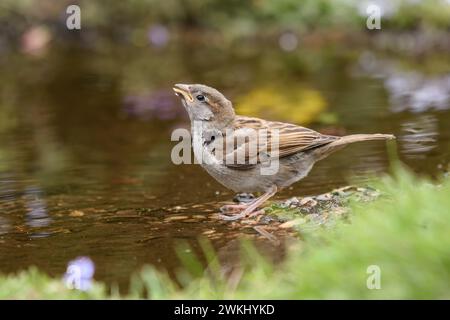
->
[[0, 39, 449, 288]]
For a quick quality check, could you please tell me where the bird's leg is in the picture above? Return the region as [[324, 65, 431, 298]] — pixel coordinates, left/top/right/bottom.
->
[[219, 185, 277, 221]]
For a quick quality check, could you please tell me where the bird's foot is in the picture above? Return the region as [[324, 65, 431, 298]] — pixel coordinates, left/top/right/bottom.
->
[[218, 206, 264, 221], [219, 203, 249, 214], [219, 186, 277, 221]]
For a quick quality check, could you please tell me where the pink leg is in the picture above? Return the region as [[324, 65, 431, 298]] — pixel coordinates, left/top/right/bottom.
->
[[220, 203, 249, 214], [219, 185, 277, 221]]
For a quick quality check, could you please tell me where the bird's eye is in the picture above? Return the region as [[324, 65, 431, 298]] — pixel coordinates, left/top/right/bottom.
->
[[196, 95, 206, 102]]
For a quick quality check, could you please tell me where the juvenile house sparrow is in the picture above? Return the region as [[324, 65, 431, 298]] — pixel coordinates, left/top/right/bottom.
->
[[173, 84, 395, 220]]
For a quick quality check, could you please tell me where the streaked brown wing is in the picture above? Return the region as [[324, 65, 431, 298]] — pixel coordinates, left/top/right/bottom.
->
[[223, 116, 337, 169]]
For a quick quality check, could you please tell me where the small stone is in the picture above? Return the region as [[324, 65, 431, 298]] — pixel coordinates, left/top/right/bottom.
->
[[69, 210, 84, 217], [316, 193, 333, 201], [115, 209, 136, 215], [300, 197, 317, 207], [279, 218, 305, 229], [284, 197, 300, 207], [164, 215, 188, 222], [241, 219, 258, 225]]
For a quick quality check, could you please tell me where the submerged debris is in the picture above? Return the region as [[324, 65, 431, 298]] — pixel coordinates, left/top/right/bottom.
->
[[69, 210, 85, 217]]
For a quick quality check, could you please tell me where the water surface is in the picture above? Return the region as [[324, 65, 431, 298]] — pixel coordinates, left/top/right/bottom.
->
[[0, 40, 449, 288]]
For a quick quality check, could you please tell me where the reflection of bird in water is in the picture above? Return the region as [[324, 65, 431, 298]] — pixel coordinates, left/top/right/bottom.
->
[[205, 235, 295, 290], [173, 84, 395, 221]]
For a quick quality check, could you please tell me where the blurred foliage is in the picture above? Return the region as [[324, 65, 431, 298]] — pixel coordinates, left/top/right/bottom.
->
[[254, 0, 358, 30], [1, 168, 449, 299], [392, 0, 450, 29], [235, 85, 327, 124], [1, 0, 449, 47], [0, 267, 106, 299]]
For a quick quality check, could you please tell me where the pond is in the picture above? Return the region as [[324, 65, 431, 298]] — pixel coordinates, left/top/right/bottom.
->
[[0, 37, 449, 290]]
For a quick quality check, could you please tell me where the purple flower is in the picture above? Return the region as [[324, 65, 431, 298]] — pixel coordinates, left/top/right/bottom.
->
[[63, 256, 95, 291]]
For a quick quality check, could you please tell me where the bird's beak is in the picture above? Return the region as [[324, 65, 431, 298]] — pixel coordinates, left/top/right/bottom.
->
[[173, 84, 194, 102]]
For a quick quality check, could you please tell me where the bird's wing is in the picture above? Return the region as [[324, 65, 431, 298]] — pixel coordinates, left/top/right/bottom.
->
[[222, 116, 338, 169]]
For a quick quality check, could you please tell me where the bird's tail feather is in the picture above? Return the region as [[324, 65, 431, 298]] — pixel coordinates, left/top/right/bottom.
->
[[330, 134, 395, 147], [313, 133, 395, 160]]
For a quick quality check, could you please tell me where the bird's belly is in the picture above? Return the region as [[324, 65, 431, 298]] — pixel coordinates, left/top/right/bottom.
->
[[193, 133, 317, 193], [199, 158, 315, 193], [200, 163, 269, 193]]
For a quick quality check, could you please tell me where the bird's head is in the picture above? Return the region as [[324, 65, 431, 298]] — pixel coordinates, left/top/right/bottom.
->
[[173, 84, 235, 126]]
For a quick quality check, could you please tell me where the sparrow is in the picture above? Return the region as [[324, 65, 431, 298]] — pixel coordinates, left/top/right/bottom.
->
[[173, 84, 395, 221]]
